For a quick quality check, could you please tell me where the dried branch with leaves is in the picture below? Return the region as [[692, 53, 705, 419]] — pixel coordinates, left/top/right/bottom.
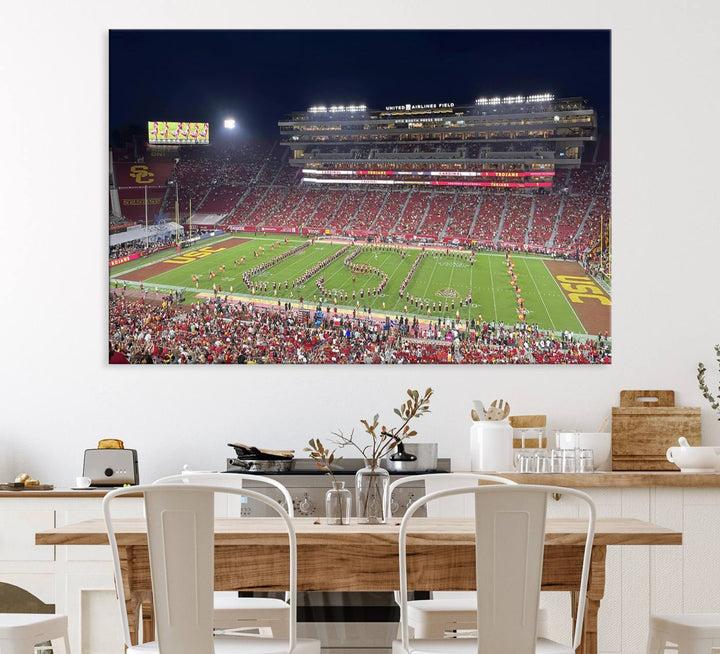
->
[[305, 438, 343, 482], [698, 345, 720, 420], [331, 387, 434, 467]]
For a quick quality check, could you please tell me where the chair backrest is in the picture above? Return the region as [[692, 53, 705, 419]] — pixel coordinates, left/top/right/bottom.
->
[[385, 472, 516, 519], [396, 484, 595, 654], [153, 471, 295, 517], [103, 484, 297, 654]]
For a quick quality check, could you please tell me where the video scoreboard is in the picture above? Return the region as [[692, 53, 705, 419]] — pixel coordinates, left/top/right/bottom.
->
[[148, 121, 209, 145]]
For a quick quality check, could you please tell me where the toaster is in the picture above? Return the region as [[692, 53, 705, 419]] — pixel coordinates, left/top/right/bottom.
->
[[82, 449, 139, 486]]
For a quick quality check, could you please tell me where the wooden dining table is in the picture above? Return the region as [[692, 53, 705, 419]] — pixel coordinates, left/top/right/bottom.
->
[[36, 516, 681, 654]]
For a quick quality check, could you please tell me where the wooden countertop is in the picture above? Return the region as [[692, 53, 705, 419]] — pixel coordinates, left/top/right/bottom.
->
[[3, 471, 720, 497], [0, 488, 138, 498], [459, 471, 720, 487]]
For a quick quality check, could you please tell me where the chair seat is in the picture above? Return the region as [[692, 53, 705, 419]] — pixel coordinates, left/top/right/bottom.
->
[[0, 613, 68, 640], [651, 613, 720, 637], [392, 637, 573, 654], [406, 597, 549, 638], [214, 595, 290, 614], [128, 635, 321, 654], [408, 598, 479, 615]]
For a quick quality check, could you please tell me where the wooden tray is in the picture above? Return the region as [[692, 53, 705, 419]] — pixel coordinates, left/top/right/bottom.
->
[[612, 390, 701, 470], [0, 484, 54, 491]]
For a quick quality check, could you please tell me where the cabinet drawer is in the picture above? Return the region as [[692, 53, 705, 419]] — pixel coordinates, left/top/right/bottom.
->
[[0, 510, 55, 561]]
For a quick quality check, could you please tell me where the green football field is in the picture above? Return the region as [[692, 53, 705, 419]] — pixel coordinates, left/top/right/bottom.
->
[[111, 234, 587, 334]]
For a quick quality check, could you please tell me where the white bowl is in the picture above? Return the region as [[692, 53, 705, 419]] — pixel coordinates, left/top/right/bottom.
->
[[555, 432, 612, 471], [666, 446, 720, 472]]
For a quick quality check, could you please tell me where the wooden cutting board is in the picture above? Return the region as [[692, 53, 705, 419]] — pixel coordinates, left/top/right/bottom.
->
[[611, 390, 701, 470], [0, 484, 54, 491]]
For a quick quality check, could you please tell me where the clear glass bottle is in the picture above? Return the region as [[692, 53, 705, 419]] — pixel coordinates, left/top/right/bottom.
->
[[325, 480, 352, 525], [355, 465, 390, 524]]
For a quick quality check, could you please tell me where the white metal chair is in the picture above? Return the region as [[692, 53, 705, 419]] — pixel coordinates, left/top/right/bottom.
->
[[0, 613, 70, 654], [103, 483, 320, 654], [647, 613, 720, 653], [393, 484, 596, 654], [153, 472, 292, 638], [386, 473, 519, 639]]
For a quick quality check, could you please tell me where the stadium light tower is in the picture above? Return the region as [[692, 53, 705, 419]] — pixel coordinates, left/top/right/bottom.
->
[[224, 118, 236, 130]]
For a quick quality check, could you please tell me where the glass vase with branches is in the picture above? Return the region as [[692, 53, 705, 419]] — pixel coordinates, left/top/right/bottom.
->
[[331, 388, 433, 523]]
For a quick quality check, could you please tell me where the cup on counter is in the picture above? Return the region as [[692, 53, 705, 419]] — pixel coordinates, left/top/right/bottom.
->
[[550, 448, 594, 473], [535, 450, 552, 473], [75, 476, 92, 488], [577, 449, 595, 473], [553, 449, 576, 473], [517, 450, 536, 473], [515, 448, 551, 473]]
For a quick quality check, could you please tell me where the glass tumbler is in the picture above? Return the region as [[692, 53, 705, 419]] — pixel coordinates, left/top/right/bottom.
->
[[535, 449, 551, 473], [561, 449, 577, 473], [577, 449, 595, 473], [518, 451, 536, 473], [515, 448, 531, 471]]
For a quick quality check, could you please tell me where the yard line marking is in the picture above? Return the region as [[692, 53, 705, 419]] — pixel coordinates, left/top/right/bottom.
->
[[488, 257, 498, 322], [419, 255, 440, 299], [520, 258, 559, 332]]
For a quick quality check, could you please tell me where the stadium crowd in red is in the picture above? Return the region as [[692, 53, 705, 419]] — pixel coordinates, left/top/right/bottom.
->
[[109, 292, 610, 365], [115, 140, 609, 258]]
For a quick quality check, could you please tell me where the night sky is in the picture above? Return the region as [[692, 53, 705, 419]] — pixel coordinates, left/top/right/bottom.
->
[[110, 30, 610, 141]]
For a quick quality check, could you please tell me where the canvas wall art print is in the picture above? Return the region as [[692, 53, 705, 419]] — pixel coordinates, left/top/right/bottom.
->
[[109, 29, 610, 365]]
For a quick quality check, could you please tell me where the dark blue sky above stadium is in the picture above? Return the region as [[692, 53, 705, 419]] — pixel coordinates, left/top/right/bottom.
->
[[110, 30, 610, 140]]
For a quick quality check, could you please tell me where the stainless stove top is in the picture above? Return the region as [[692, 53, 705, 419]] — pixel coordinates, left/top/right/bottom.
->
[[226, 457, 451, 476]]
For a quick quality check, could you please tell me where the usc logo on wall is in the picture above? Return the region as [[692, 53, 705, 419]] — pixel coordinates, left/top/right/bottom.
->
[[129, 165, 155, 184]]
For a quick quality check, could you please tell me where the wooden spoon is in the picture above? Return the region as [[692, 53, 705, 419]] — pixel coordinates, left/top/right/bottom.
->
[[471, 409, 482, 421], [487, 399, 511, 421]]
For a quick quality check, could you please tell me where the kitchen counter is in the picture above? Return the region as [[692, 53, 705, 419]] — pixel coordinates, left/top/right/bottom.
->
[[0, 488, 137, 498], [3, 472, 720, 496], [457, 471, 720, 487]]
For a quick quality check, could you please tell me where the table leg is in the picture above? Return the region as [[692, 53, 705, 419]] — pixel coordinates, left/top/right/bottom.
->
[[140, 591, 154, 643], [125, 593, 142, 646], [119, 545, 154, 646], [571, 545, 606, 654]]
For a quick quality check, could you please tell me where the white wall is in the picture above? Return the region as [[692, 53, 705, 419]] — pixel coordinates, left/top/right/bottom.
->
[[1, 0, 719, 486]]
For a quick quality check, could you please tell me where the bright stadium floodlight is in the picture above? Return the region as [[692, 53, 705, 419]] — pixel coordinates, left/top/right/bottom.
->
[[224, 118, 236, 129]]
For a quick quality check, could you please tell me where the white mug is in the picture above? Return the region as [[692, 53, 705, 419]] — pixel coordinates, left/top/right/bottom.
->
[[75, 476, 92, 488]]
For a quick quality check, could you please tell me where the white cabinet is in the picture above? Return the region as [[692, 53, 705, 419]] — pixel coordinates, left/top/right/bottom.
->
[[540, 486, 719, 654], [0, 510, 55, 561], [0, 493, 142, 654]]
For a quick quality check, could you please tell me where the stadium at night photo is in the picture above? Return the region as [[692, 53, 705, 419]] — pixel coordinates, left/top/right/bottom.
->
[[109, 30, 610, 364]]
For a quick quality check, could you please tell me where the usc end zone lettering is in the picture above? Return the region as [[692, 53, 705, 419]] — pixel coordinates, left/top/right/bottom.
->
[[166, 246, 227, 265], [556, 275, 611, 306]]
